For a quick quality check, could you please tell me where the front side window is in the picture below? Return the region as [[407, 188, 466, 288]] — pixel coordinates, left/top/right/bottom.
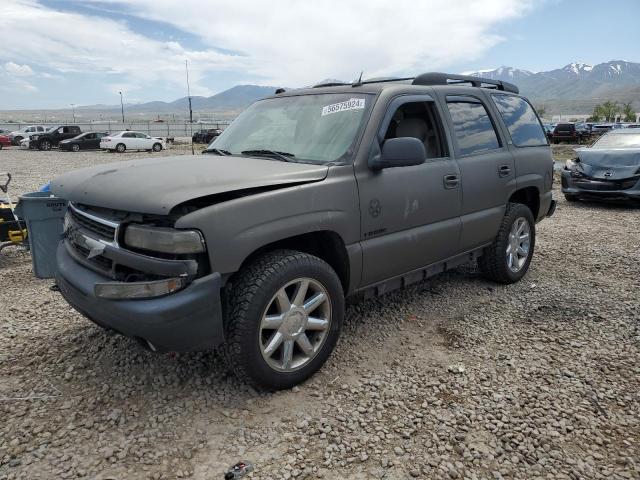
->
[[492, 94, 548, 147], [446, 100, 500, 156], [383, 101, 447, 159], [208, 93, 372, 163]]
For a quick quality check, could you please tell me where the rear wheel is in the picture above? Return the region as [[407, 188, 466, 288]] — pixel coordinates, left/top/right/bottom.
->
[[39, 140, 52, 151], [152, 142, 162, 152], [225, 250, 344, 390], [71, 143, 80, 152], [478, 203, 535, 284], [14, 136, 23, 144], [115, 143, 126, 153]]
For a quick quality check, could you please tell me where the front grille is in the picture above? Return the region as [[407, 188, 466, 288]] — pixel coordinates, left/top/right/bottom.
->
[[72, 243, 114, 271], [574, 176, 639, 191], [69, 207, 116, 241]]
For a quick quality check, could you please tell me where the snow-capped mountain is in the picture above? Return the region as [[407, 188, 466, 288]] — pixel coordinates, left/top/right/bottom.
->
[[467, 60, 640, 112]]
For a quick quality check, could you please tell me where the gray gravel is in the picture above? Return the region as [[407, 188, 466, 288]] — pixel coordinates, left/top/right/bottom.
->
[[1, 147, 638, 480]]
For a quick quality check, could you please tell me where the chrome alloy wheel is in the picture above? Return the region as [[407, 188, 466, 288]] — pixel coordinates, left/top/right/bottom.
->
[[259, 277, 332, 372], [506, 217, 531, 273]]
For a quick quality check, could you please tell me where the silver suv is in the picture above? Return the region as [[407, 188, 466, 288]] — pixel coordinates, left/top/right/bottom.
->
[[52, 73, 555, 390]]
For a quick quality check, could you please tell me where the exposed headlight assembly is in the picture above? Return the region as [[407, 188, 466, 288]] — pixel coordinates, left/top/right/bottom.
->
[[124, 224, 205, 254]]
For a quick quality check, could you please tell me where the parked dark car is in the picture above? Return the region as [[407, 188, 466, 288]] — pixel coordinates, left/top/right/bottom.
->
[[192, 128, 222, 144], [551, 123, 589, 144], [30, 125, 82, 150], [59, 132, 108, 152], [562, 129, 640, 203], [591, 124, 613, 136]]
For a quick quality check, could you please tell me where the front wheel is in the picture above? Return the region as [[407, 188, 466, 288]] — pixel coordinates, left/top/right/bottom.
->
[[225, 250, 344, 390], [152, 142, 162, 152], [478, 203, 535, 284], [39, 140, 52, 151]]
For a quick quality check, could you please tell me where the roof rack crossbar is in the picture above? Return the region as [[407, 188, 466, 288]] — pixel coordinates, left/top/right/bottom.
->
[[411, 72, 519, 94]]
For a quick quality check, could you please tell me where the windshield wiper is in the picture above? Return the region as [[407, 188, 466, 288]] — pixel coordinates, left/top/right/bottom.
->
[[204, 148, 231, 156], [241, 149, 296, 162]]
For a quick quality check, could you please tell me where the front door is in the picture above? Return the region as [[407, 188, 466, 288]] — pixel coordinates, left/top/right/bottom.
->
[[356, 96, 462, 287], [440, 94, 515, 251]]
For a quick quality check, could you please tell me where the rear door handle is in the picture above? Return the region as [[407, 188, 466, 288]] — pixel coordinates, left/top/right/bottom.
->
[[498, 165, 512, 177], [443, 174, 459, 189]]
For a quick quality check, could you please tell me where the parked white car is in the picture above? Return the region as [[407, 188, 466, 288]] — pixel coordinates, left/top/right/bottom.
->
[[19, 138, 31, 149], [100, 131, 165, 153], [9, 125, 46, 145]]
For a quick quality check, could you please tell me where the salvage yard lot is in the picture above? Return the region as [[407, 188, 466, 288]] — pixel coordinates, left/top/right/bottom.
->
[[1, 147, 639, 480]]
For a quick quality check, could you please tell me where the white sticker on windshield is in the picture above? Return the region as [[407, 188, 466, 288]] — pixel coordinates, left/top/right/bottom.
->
[[321, 98, 366, 116]]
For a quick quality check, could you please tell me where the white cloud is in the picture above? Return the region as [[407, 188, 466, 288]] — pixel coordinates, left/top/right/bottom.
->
[[4, 61, 34, 76], [0, 0, 535, 100], [87, 0, 535, 86]]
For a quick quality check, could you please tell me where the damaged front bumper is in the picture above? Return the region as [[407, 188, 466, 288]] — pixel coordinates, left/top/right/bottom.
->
[[56, 242, 225, 351], [561, 170, 640, 202]]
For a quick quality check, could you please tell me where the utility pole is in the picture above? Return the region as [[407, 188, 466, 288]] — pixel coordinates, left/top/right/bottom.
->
[[70, 104, 76, 122], [119, 91, 125, 124], [185, 60, 194, 155]]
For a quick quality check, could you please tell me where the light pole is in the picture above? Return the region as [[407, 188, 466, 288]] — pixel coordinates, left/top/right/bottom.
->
[[119, 91, 125, 124], [70, 104, 76, 122]]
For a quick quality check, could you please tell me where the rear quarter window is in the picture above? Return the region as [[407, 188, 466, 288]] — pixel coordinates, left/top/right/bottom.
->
[[446, 101, 500, 156], [492, 94, 548, 147]]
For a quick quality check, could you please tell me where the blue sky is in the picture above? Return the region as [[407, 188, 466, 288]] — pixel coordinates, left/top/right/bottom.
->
[[0, 0, 638, 109]]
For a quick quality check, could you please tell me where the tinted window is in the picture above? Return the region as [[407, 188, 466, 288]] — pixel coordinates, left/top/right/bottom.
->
[[84, 133, 95, 139], [447, 101, 500, 156], [492, 94, 548, 147], [135, 132, 148, 138], [122, 132, 134, 138]]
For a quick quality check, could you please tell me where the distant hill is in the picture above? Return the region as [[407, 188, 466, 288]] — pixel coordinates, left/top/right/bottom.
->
[[468, 60, 640, 113], [78, 85, 279, 116]]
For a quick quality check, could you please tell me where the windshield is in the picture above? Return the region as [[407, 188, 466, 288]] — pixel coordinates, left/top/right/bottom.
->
[[206, 93, 372, 163], [593, 132, 640, 149]]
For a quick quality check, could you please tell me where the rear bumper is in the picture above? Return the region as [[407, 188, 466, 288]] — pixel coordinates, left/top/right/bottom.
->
[[561, 170, 640, 201], [55, 242, 225, 352]]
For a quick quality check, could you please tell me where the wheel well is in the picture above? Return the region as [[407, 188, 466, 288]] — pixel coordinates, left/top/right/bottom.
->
[[509, 187, 540, 219], [239, 231, 350, 293]]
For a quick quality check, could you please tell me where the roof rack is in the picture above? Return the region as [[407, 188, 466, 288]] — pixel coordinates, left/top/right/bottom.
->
[[412, 72, 519, 94]]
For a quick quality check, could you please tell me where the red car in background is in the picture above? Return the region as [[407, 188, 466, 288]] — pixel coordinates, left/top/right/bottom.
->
[[0, 135, 12, 149]]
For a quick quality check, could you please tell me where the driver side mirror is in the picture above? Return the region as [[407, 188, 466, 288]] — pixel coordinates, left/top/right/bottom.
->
[[370, 137, 426, 170]]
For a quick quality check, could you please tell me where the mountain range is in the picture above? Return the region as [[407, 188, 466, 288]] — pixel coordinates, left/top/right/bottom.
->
[[467, 60, 640, 113], [7, 60, 640, 119]]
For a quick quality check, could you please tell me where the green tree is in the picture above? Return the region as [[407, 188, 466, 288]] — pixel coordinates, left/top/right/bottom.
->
[[588, 105, 602, 122], [599, 101, 619, 122], [535, 105, 547, 118], [621, 102, 636, 122]]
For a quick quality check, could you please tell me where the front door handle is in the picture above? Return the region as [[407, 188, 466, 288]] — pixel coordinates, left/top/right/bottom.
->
[[443, 174, 460, 189], [499, 165, 512, 177]]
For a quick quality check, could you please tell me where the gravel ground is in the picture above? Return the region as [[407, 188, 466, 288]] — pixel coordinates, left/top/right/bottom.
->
[[0, 146, 638, 480]]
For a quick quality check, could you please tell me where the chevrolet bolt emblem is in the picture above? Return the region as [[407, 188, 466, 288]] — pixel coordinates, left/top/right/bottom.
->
[[83, 236, 106, 259]]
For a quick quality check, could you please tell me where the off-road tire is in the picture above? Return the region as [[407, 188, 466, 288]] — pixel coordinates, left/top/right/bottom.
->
[[116, 143, 126, 153], [564, 194, 579, 202], [478, 202, 535, 284], [152, 143, 162, 152], [225, 249, 344, 390]]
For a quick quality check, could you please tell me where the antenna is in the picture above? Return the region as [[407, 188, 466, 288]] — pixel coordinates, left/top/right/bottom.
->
[[352, 71, 364, 87], [185, 60, 194, 155]]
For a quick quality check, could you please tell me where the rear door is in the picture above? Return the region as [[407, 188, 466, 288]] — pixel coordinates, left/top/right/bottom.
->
[[82, 133, 97, 149], [357, 94, 462, 286], [439, 93, 515, 251]]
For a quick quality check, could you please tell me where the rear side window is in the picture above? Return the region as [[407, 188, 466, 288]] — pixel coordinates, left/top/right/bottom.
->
[[492, 94, 548, 147], [446, 101, 500, 156]]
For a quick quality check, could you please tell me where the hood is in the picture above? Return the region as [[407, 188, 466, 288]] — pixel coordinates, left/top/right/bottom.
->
[[51, 155, 329, 214], [575, 148, 640, 180]]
